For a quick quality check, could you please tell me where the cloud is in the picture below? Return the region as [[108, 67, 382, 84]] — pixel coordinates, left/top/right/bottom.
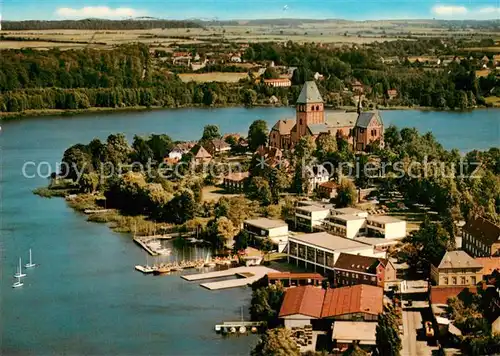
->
[[477, 7, 500, 15], [55, 6, 146, 19], [431, 5, 468, 16]]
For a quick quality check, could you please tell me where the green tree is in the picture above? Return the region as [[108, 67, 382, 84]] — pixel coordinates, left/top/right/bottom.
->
[[243, 89, 258, 106], [343, 343, 369, 356], [316, 134, 337, 160], [248, 176, 272, 206], [251, 328, 300, 356], [147, 134, 173, 162], [207, 216, 236, 249], [132, 135, 154, 164], [201, 124, 222, 142], [335, 178, 358, 207], [61, 144, 93, 181], [250, 284, 286, 328], [248, 120, 269, 151], [376, 308, 402, 356], [168, 189, 197, 224], [79, 172, 99, 193]]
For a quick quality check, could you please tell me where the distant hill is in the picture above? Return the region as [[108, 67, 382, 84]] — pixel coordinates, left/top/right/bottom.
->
[[1, 19, 204, 31]]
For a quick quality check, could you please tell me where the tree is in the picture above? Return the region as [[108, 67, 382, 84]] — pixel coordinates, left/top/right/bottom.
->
[[147, 134, 173, 162], [132, 135, 154, 164], [262, 67, 280, 79], [251, 328, 300, 356], [294, 136, 316, 162], [61, 144, 93, 181], [243, 89, 258, 107], [207, 216, 236, 249], [201, 124, 221, 142], [335, 178, 357, 207], [233, 230, 250, 252], [250, 284, 286, 328], [316, 134, 337, 160], [248, 176, 272, 206], [376, 308, 402, 356], [248, 120, 269, 151], [343, 343, 369, 356], [168, 189, 197, 224], [79, 172, 99, 193], [260, 237, 274, 262]]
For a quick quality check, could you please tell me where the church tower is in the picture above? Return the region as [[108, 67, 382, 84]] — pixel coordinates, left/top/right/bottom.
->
[[295, 81, 324, 142]]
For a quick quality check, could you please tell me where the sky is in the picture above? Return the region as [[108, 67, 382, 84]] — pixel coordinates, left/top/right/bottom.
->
[[1, 0, 500, 21]]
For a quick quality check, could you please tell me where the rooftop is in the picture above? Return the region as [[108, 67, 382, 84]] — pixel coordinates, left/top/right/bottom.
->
[[296, 81, 323, 104], [224, 171, 250, 182], [354, 237, 401, 246], [330, 214, 366, 222], [321, 285, 383, 318], [279, 285, 325, 319], [319, 181, 339, 189], [290, 232, 371, 252], [267, 272, 325, 280], [271, 119, 295, 135], [430, 286, 479, 305], [356, 112, 382, 129], [437, 250, 483, 269], [334, 253, 387, 274], [333, 207, 366, 216], [244, 218, 288, 230], [475, 257, 500, 275], [463, 216, 500, 246], [367, 215, 404, 224], [325, 112, 358, 128], [296, 204, 331, 213], [331, 321, 377, 344]]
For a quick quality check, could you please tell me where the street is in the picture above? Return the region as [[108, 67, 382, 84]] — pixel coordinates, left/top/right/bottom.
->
[[402, 301, 438, 356]]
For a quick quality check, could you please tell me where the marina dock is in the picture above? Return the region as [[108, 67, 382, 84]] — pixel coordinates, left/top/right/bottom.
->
[[181, 266, 278, 290], [214, 321, 264, 333]]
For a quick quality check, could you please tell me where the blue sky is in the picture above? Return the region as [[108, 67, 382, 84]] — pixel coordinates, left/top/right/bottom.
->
[[1, 0, 500, 21]]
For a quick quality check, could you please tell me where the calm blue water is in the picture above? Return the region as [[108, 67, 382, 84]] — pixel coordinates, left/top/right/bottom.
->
[[0, 107, 499, 355]]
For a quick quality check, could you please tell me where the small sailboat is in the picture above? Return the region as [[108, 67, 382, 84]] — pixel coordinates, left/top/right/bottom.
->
[[25, 249, 36, 268], [14, 257, 26, 278], [12, 276, 24, 288]]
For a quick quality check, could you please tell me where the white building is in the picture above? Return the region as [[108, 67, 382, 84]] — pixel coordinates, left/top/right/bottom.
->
[[323, 214, 366, 239], [288, 232, 385, 274], [305, 165, 330, 192], [332, 207, 369, 218], [332, 321, 376, 351], [243, 218, 289, 252], [168, 147, 184, 161], [295, 204, 331, 232], [365, 215, 406, 239]]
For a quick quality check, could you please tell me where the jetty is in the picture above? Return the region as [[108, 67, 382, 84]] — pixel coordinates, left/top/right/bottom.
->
[[133, 237, 172, 256], [181, 266, 278, 290], [214, 321, 264, 334]]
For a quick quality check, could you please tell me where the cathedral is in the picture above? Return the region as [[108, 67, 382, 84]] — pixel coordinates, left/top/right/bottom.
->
[[269, 81, 384, 151]]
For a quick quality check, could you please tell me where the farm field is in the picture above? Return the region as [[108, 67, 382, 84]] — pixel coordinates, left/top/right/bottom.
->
[[178, 72, 249, 83]]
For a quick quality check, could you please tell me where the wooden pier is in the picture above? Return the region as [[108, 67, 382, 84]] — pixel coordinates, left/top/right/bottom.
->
[[214, 321, 264, 333]]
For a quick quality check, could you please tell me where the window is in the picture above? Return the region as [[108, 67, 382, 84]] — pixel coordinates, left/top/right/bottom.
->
[[299, 119, 303, 125], [471, 276, 476, 285], [461, 277, 466, 285], [371, 277, 376, 282], [443, 277, 448, 285], [311, 106, 315, 111], [452, 277, 457, 285], [316, 105, 320, 111]]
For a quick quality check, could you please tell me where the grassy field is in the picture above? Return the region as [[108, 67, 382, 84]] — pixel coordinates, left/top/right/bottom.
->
[[485, 96, 500, 107], [178, 72, 248, 83]]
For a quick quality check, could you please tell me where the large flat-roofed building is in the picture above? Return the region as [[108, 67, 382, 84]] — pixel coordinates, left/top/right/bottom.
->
[[331, 321, 377, 352], [287, 232, 385, 274], [431, 250, 483, 286], [243, 218, 289, 252], [332, 207, 369, 218], [295, 204, 331, 232], [462, 216, 500, 257], [322, 214, 366, 239], [365, 215, 406, 239]]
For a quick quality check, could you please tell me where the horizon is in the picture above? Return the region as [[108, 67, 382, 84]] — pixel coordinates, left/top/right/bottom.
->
[[1, 0, 500, 22]]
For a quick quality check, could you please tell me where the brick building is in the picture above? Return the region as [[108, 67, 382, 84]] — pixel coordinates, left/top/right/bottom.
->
[[333, 253, 397, 288], [462, 216, 500, 257]]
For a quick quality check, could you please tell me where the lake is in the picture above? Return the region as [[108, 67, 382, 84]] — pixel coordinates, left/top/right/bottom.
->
[[1, 107, 498, 355]]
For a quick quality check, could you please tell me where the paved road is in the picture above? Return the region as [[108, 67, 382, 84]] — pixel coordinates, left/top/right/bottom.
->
[[402, 303, 437, 356]]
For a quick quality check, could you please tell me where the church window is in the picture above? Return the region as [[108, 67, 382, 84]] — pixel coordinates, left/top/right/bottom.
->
[[299, 119, 302, 125], [311, 106, 315, 111], [316, 105, 320, 111]]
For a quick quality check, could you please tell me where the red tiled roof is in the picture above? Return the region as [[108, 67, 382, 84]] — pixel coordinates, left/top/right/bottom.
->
[[334, 253, 386, 274], [279, 286, 325, 319], [271, 119, 295, 135], [224, 171, 250, 182], [475, 257, 500, 276], [430, 286, 479, 305], [321, 285, 383, 318], [319, 181, 338, 189]]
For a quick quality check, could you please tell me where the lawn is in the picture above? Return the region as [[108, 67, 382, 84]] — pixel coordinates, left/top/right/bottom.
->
[[485, 96, 500, 107]]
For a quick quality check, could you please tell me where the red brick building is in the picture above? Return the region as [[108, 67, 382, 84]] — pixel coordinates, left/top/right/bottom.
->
[[333, 253, 397, 288]]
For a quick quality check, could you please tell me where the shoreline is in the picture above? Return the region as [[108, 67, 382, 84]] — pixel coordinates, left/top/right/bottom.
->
[[1, 103, 498, 122]]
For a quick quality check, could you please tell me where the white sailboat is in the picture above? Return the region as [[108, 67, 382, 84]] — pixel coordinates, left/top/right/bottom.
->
[[12, 275, 24, 288], [14, 257, 26, 278], [25, 249, 36, 268]]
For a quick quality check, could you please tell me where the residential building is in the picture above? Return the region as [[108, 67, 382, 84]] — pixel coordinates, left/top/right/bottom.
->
[[243, 218, 289, 252], [263, 78, 292, 87], [266, 272, 325, 288], [430, 285, 479, 305], [167, 147, 184, 161], [190, 145, 212, 164], [279, 285, 326, 328], [462, 216, 500, 257], [387, 89, 398, 100], [305, 164, 330, 192], [295, 204, 331, 232], [333, 253, 397, 288], [223, 172, 249, 192], [351, 80, 364, 94], [317, 181, 338, 199], [287, 232, 385, 274], [331, 321, 377, 352], [268, 81, 384, 151], [475, 257, 500, 280], [321, 284, 383, 321], [430, 251, 483, 286], [269, 119, 295, 150], [365, 215, 406, 239], [254, 146, 286, 168], [205, 139, 231, 156]]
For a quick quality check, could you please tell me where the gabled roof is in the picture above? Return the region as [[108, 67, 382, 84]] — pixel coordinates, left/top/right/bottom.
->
[[437, 251, 482, 269], [463, 216, 500, 246], [296, 81, 323, 104], [271, 119, 295, 135], [321, 285, 383, 318], [355, 112, 382, 129], [279, 285, 325, 318], [325, 112, 358, 128], [191, 145, 212, 159], [308, 123, 329, 135], [334, 253, 387, 274], [209, 138, 230, 150]]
